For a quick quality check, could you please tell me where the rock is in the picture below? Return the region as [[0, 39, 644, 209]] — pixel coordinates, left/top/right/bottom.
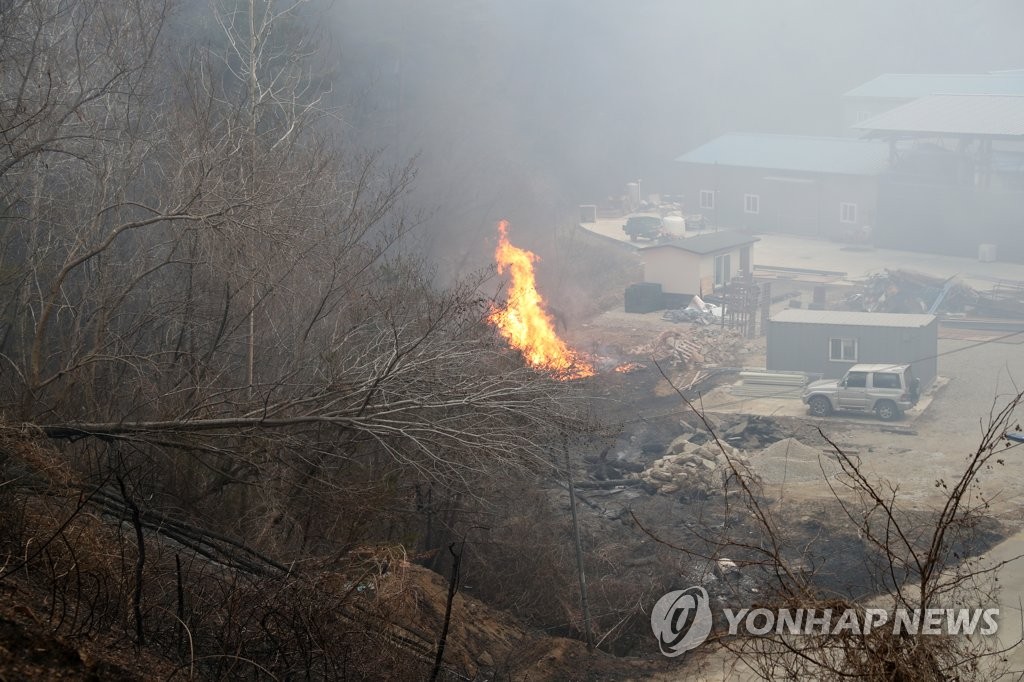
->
[[650, 470, 673, 482], [688, 432, 710, 446], [725, 419, 749, 437], [668, 435, 690, 455], [713, 557, 740, 579], [660, 484, 680, 494], [613, 459, 644, 473], [641, 441, 665, 455], [690, 446, 717, 461], [477, 652, 495, 667]]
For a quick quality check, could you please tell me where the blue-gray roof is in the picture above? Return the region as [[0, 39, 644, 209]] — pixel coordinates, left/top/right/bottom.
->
[[856, 94, 1024, 138], [772, 309, 936, 328], [675, 134, 890, 176], [844, 73, 1024, 99]]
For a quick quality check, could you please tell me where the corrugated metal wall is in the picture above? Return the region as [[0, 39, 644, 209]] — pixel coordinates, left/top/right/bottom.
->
[[766, 318, 938, 385]]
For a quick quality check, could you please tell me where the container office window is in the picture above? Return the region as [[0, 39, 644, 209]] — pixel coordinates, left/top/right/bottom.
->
[[840, 202, 857, 223], [829, 337, 858, 362], [699, 190, 715, 210], [744, 194, 760, 214]]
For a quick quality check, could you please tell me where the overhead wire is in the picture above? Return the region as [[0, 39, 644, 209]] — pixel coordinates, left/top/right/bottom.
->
[[613, 324, 1024, 425]]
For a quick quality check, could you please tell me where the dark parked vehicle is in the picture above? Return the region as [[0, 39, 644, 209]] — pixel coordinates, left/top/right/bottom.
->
[[622, 215, 663, 241]]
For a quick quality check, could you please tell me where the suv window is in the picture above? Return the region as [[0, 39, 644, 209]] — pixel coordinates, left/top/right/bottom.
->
[[845, 371, 868, 388], [872, 372, 901, 389]]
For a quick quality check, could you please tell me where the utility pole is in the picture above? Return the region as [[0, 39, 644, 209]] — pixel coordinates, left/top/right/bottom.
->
[[247, 0, 259, 394]]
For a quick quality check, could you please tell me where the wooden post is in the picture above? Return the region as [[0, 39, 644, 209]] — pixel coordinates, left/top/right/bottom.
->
[[562, 438, 594, 649]]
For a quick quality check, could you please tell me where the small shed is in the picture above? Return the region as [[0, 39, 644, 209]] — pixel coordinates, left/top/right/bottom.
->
[[767, 310, 938, 386], [640, 231, 758, 307]]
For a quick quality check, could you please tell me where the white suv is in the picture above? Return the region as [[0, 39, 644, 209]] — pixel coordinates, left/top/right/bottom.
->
[[802, 364, 920, 421]]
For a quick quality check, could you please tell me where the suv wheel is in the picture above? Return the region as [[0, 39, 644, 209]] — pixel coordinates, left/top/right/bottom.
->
[[875, 400, 900, 421], [808, 396, 832, 417]]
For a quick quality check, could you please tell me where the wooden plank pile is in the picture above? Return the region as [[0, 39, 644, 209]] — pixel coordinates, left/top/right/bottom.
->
[[629, 327, 745, 367]]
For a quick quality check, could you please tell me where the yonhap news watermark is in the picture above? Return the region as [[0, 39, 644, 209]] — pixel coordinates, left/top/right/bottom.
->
[[651, 586, 998, 657]]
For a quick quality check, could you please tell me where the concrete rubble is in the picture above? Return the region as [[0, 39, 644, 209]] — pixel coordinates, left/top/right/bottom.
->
[[636, 433, 754, 495]]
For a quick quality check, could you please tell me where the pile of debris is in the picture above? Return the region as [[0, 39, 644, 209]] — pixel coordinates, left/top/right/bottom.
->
[[976, 279, 1024, 319], [637, 435, 754, 496], [718, 414, 793, 449], [848, 269, 1024, 320], [629, 327, 745, 367], [850, 269, 977, 314], [661, 295, 722, 325]]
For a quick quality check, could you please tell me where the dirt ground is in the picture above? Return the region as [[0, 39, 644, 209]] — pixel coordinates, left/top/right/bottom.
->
[[569, 295, 1024, 520], [559, 297, 1024, 676]]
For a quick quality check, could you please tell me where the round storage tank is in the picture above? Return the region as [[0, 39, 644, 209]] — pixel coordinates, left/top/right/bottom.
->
[[662, 215, 686, 237]]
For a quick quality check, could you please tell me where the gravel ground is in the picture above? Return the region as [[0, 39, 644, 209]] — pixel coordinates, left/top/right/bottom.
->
[[746, 337, 1024, 517]]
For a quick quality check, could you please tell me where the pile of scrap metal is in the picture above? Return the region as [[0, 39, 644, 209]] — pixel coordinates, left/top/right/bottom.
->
[[975, 279, 1024, 319], [847, 270, 978, 314]]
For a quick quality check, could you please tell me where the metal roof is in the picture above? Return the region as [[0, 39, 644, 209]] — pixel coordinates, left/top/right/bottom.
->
[[771, 309, 936, 328], [642, 231, 758, 256], [844, 73, 1024, 99], [855, 94, 1024, 137], [675, 134, 890, 176]]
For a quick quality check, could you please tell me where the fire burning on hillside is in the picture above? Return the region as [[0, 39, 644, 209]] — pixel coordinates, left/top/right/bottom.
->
[[488, 220, 594, 380]]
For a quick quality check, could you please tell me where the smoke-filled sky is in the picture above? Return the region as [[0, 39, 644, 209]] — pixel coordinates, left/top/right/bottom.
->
[[323, 0, 1024, 266]]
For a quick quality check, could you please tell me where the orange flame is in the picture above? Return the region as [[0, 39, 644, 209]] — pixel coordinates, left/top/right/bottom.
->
[[488, 220, 594, 379]]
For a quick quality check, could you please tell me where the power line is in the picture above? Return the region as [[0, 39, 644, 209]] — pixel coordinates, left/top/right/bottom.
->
[[614, 325, 1024, 424]]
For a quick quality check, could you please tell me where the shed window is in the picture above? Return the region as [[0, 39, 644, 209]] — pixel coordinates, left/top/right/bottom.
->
[[829, 337, 858, 362], [714, 253, 731, 286], [840, 202, 857, 223], [700, 190, 715, 210], [744, 194, 760, 214]]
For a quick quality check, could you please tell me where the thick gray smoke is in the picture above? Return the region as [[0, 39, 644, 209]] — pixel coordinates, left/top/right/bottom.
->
[[323, 0, 1024, 269]]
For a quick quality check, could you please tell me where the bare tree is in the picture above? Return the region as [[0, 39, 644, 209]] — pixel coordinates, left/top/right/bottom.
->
[[633, 365, 1022, 680], [1, 0, 591, 559]]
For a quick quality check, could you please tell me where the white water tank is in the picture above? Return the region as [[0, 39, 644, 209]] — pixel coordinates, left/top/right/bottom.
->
[[662, 215, 686, 237], [978, 243, 997, 263]]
